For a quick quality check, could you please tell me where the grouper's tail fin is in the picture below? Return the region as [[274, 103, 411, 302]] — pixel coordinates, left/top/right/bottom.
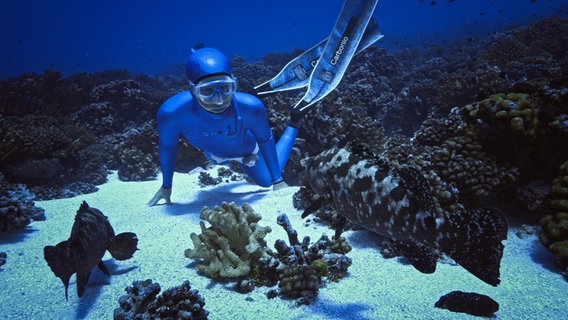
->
[[439, 208, 508, 286]]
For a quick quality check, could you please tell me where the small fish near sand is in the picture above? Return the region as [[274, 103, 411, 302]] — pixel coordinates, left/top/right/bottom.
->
[[301, 143, 507, 286], [44, 201, 138, 300]]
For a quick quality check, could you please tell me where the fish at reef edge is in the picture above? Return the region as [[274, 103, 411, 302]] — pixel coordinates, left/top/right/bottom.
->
[[302, 143, 507, 286], [44, 201, 138, 300]]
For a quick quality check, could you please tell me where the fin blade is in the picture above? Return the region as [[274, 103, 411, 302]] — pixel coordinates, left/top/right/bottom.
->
[[254, 38, 327, 93], [294, 0, 380, 112], [108, 232, 139, 260], [256, 2, 382, 98]]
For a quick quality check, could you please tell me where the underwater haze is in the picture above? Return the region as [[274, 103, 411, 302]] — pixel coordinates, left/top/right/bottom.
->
[[2, 0, 568, 319], [1, 0, 567, 78]]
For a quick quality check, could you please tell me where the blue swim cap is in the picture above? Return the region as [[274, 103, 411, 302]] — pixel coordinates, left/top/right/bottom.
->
[[185, 47, 232, 83]]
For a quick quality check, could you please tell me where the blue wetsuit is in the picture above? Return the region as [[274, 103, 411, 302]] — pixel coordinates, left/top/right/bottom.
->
[[157, 90, 298, 188]]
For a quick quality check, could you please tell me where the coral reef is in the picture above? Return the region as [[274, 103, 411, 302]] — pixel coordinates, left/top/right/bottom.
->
[[271, 213, 352, 304], [197, 168, 243, 187], [114, 279, 208, 320], [278, 264, 319, 305], [0, 173, 45, 232], [185, 202, 271, 279], [185, 208, 352, 305], [540, 161, 568, 271], [484, 17, 568, 80], [116, 122, 159, 181], [198, 172, 222, 187], [0, 70, 186, 200], [1, 17, 567, 282], [1, 17, 566, 205]]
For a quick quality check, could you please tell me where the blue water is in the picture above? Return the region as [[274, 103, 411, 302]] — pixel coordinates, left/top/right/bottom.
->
[[1, 0, 566, 78]]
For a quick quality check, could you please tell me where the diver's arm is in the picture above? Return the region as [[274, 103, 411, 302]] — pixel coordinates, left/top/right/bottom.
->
[[245, 98, 283, 185], [257, 134, 283, 184], [148, 98, 183, 206], [156, 105, 182, 189]]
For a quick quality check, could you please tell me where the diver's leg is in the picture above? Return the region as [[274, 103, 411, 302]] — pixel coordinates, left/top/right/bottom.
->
[[240, 158, 272, 187], [240, 126, 299, 187], [276, 126, 299, 170]]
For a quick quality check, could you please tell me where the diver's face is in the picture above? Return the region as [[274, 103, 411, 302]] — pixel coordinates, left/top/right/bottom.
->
[[190, 74, 236, 114]]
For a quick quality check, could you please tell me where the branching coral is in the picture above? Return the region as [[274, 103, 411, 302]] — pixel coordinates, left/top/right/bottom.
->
[[114, 279, 208, 320], [185, 202, 271, 279], [271, 213, 352, 304]]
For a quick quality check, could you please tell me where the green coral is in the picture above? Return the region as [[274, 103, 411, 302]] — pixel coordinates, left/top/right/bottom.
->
[[331, 236, 353, 254], [466, 93, 538, 138], [310, 259, 328, 278], [185, 202, 271, 279], [540, 161, 568, 269]]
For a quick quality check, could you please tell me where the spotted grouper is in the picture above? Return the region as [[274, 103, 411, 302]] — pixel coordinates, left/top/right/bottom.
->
[[302, 143, 507, 286], [44, 201, 138, 300]]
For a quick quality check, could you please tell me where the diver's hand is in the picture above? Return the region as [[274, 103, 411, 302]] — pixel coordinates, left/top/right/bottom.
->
[[242, 153, 259, 167], [273, 180, 288, 191], [147, 187, 172, 206]]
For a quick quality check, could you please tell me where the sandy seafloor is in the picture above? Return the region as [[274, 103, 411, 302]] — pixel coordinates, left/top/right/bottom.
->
[[1, 168, 567, 320]]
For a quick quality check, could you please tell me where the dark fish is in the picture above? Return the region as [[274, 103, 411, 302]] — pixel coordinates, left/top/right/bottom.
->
[[435, 291, 499, 316], [302, 144, 507, 286], [44, 201, 138, 300]]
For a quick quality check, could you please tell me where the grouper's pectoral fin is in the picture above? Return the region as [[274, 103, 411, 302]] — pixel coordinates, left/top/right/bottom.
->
[[44, 243, 73, 301], [108, 232, 139, 260], [76, 270, 91, 297], [393, 239, 439, 274]]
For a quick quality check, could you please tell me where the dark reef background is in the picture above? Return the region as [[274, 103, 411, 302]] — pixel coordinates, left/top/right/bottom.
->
[[1, 17, 568, 278]]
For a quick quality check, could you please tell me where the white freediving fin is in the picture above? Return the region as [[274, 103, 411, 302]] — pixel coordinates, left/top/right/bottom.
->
[[254, 37, 327, 94], [255, 17, 382, 95], [293, 0, 379, 113]]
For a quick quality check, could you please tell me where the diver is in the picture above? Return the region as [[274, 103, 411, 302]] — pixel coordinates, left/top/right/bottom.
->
[[148, 0, 380, 206], [148, 47, 301, 206]]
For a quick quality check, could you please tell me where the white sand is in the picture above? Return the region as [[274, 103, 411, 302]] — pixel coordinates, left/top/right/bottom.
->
[[1, 168, 567, 320]]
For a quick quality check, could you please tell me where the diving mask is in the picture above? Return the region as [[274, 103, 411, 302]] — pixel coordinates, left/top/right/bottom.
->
[[191, 75, 237, 113]]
